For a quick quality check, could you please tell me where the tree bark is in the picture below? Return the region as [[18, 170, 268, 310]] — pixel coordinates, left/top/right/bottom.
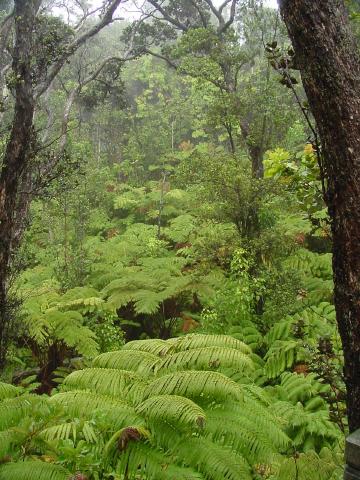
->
[[0, 0, 36, 368], [279, 0, 360, 432]]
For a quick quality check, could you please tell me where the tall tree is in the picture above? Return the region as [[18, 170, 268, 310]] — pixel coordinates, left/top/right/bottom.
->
[[278, 0, 360, 432], [0, 0, 127, 368]]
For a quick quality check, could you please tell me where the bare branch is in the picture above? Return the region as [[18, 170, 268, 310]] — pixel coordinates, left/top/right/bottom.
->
[[144, 49, 178, 69], [35, 0, 126, 99], [203, 0, 223, 22], [221, 0, 238, 34], [203, 0, 238, 34], [146, 0, 188, 31]]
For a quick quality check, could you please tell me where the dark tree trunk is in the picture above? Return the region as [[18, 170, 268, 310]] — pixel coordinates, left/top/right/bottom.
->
[[279, 0, 360, 432], [240, 121, 264, 178], [0, 0, 36, 368]]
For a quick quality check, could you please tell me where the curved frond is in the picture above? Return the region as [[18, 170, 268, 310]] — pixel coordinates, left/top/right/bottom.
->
[[171, 334, 251, 354], [93, 349, 159, 373], [63, 368, 144, 400], [50, 391, 141, 427], [206, 402, 290, 464], [144, 370, 243, 402], [122, 339, 173, 356], [157, 346, 254, 373], [137, 395, 206, 429]]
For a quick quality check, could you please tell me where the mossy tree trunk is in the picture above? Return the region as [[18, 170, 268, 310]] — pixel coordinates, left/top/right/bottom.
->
[[279, 0, 360, 431]]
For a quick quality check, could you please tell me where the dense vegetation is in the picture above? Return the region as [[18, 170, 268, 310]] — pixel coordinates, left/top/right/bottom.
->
[[0, 0, 359, 478]]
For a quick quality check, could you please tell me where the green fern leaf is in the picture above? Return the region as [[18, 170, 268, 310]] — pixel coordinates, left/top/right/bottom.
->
[[137, 395, 206, 429], [0, 382, 20, 401], [93, 349, 160, 373], [157, 346, 254, 373], [62, 368, 144, 401], [122, 339, 173, 356], [0, 462, 70, 480], [50, 391, 141, 427], [171, 334, 252, 354], [144, 370, 243, 402]]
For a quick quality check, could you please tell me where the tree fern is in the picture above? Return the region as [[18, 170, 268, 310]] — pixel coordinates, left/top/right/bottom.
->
[[0, 334, 341, 479]]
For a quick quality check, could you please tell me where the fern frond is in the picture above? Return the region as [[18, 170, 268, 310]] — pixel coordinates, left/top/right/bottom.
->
[[225, 399, 290, 449], [157, 347, 254, 373], [0, 461, 70, 480], [0, 382, 20, 400], [0, 429, 26, 457], [93, 349, 160, 373], [63, 368, 144, 400], [264, 340, 298, 378], [119, 442, 204, 480], [137, 395, 206, 429], [181, 437, 252, 480], [278, 372, 329, 404], [171, 334, 252, 354], [40, 419, 98, 444], [50, 391, 141, 427], [122, 339, 173, 356], [144, 370, 243, 402], [0, 395, 49, 430]]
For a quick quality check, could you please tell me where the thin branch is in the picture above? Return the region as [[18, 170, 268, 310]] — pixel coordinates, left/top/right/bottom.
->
[[146, 0, 188, 31], [144, 49, 178, 69]]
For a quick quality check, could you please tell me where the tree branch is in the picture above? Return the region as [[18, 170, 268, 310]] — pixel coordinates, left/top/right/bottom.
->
[[146, 0, 188, 31], [144, 49, 178, 69], [189, 0, 209, 28], [35, 0, 126, 99], [221, 0, 238, 34]]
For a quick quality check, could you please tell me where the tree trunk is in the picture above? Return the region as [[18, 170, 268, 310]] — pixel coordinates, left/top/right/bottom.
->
[[240, 121, 264, 178], [279, 0, 360, 432], [0, 0, 36, 368]]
